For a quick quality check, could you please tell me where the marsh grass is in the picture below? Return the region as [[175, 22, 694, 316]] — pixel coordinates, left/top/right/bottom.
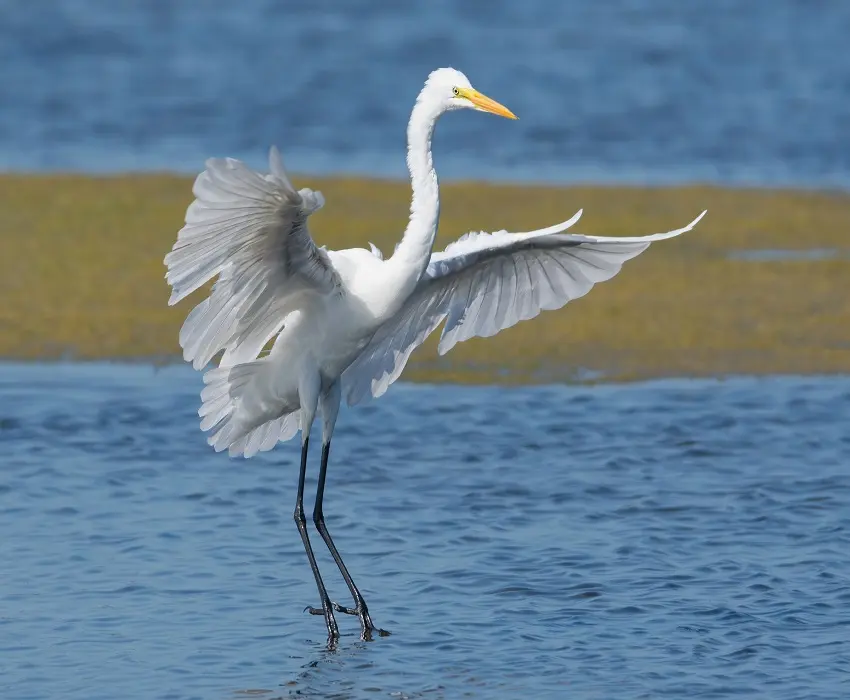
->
[[1, 172, 848, 382]]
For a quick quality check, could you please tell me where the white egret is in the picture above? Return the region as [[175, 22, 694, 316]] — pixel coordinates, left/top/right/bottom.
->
[[164, 67, 706, 644]]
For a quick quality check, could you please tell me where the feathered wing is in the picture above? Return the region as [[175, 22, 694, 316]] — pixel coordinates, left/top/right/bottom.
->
[[342, 210, 706, 405], [164, 146, 341, 369], [198, 362, 301, 459]]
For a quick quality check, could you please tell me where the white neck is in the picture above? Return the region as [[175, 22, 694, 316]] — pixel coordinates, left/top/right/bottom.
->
[[388, 95, 442, 282]]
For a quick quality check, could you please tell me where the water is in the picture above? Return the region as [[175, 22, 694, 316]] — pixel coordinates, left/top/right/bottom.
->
[[728, 248, 847, 262], [2, 363, 849, 699], [2, 0, 849, 188]]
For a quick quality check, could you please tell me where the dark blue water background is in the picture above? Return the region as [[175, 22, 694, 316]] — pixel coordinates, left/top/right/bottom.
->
[[2, 363, 849, 699], [1, 0, 849, 187]]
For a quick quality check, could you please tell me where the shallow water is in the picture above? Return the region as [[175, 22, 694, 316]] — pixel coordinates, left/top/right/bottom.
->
[[2, 1, 849, 188], [728, 248, 848, 262], [2, 363, 849, 698]]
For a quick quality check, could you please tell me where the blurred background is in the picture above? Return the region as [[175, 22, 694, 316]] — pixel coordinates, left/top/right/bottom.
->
[[2, 3, 849, 700], [3, 0, 849, 185]]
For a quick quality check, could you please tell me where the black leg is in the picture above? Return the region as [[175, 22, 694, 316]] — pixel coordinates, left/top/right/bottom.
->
[[313, 440, 388, 640], [293, 436, 339, 645]]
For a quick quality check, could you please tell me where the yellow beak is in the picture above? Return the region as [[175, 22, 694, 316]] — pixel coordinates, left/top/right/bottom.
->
[[458, 87, 518, 120]]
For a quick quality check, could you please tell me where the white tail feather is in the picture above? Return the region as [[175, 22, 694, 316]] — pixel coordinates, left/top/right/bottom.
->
[[199, 360, 300, 458]]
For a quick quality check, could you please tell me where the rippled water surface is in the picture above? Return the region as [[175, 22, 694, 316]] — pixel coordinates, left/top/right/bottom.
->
[[2, 363, 849, 699], [2, 0, 849, 187]]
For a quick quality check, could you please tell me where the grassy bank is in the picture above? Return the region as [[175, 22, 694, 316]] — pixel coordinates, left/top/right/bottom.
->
[[0, 172, 848, 383]]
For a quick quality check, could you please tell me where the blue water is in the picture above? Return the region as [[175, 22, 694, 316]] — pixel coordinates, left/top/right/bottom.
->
[[2, 363, 849, 699], [2, 0, 849, 188], [728, 248, 846, 262]]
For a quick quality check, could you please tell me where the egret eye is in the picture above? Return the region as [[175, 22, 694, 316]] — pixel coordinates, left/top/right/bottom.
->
[[452, 87, 460, 97]]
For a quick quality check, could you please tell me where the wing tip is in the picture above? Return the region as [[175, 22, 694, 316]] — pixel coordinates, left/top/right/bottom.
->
[[268, 144, 281, 170], [530, 208, 583, 236], [551, 208, 583, 234], [689, 209, 708, 229], [268, 144, 296, 192], [650, 209, 709, 241]]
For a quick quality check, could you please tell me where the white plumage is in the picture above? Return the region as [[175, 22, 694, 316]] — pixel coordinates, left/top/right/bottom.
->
[[163, 66, 706, 644], [167, 147, 337, 372], [164, 67, 705, 459], [342, 208, 705, 406]]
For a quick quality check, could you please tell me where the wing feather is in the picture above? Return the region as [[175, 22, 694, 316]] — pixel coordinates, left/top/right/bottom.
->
[[342, 210, 706, 404], [164, 146, 341, 369]]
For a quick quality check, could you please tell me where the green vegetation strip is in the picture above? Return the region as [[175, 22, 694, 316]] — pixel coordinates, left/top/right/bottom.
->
[[0, 173, 848, 383]]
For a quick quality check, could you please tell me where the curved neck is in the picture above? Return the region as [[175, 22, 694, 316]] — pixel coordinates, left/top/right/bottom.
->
[[390, 96, 442, 275]]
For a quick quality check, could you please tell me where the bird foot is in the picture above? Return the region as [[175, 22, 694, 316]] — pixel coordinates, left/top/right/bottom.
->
[[303, 605, 340, 643], [306, 602, 390, 640], [331, 601, 357, 615]]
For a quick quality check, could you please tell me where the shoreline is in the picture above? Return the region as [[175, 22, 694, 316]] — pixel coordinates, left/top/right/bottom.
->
[[1, 173, 848, 383]]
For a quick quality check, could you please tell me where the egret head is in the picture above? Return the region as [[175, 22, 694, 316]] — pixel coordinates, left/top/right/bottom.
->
[[422, 67, 518, 120]]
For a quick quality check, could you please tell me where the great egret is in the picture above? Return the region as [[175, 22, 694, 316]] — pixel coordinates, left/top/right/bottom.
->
[[164, 67, 706, 644]]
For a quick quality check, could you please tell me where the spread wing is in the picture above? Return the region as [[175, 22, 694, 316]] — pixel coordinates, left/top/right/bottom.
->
[[342, 210, 706, 405], [164, 146, 341, 369]]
